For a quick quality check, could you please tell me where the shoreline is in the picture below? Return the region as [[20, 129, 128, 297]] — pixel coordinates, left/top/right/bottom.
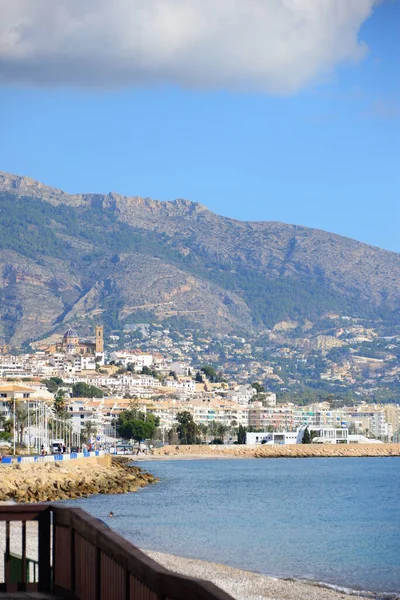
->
[[1, 523, 390, 600], [143, 443, 400, 461], [141, 550, 398, 600]]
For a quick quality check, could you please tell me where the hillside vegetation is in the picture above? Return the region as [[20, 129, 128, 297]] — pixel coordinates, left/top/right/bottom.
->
[[0, 171, 399, 346]]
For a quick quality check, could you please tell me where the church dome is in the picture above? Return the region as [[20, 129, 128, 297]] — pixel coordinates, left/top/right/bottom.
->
[[64, 328, 78, 339]]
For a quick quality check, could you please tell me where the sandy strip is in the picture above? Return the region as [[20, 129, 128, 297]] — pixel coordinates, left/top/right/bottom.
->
[[142, 550, 375, 600]]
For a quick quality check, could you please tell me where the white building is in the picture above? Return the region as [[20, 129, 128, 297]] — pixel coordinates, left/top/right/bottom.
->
[[246, 427, 349, 445], [226, 385, 261, 406], [110, 350, 154, 370], [246, 430, 302, 445]]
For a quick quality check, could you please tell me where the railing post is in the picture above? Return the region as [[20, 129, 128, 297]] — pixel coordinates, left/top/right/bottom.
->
[[38, 509, 51, 592], [5, 521, 11, 588], [95, 545, 101, 600], [70, 526, 76, 593]]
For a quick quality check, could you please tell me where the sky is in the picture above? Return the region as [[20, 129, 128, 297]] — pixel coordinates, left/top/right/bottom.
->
[[0, 0, 399, 252]]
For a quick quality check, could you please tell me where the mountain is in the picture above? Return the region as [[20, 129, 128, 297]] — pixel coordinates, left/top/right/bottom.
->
[[0, 171, 399, 347]]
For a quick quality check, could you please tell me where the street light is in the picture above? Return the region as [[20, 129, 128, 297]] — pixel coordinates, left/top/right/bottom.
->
[[13, 396, 16, 455]]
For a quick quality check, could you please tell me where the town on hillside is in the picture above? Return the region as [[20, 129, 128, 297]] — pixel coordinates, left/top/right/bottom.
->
[[0, 323, 399, 454]]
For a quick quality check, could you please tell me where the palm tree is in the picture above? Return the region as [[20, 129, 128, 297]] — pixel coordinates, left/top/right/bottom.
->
[[81, 420, 97, 444], [0, 415, 13, 435], [230, 419, 238, 439], [217, 424, 229, 443], [208, 421, 220, 441], [197, 423, 208, 444], [15, 403, 30, 445]]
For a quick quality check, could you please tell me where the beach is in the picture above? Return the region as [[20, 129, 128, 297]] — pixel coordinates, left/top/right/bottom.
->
[[0, 522, 374, 599], [143, 550, 374, 600]]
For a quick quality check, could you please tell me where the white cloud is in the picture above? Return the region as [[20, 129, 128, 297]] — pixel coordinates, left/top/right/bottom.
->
[[0, 0, 378, 94]]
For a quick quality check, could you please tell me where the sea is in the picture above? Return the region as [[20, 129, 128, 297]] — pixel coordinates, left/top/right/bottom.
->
[[65, 457, 400, 598]]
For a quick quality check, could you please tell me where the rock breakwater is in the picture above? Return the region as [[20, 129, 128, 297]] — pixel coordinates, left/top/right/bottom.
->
[[151, 443, 400, 459], [0, 456, 158, 503]]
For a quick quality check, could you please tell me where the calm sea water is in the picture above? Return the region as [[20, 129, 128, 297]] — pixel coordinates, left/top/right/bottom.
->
[[65, 457, 400, 596]]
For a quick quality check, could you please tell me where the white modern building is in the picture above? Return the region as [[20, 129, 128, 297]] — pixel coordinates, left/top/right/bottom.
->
[[246, 427, 349, 445], [246, 430, 303, 445]]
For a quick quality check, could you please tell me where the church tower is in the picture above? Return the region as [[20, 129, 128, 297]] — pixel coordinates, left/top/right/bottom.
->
[[95, 325, 104, 353]]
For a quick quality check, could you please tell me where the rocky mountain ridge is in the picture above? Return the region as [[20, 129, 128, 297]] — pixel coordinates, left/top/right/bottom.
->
[[0, 171, 399, 346]]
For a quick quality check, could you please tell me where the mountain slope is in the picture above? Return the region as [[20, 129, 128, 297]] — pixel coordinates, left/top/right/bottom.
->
[[0, 171, 399, 346]]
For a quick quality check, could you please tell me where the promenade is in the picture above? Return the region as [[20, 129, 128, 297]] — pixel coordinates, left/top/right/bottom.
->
[[0, 449, 107, 466]]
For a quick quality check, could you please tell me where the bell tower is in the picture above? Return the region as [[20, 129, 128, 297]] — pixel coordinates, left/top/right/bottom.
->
[[95, 325, 104, 353]]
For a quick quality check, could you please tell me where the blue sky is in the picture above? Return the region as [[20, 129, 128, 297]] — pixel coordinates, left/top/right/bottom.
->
[[0, 0, 399, 252]]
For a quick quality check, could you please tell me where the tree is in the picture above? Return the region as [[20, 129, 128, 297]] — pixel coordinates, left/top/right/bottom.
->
[[167, 426, 179, 445], [54, 390, 68, 418], [195, 371, 203, 383], [197, 423, 208, 444], [251, 382, 265, 394], [176, 411, 197, 445], [81, 420, 97, 444], [200, 365, 226, 383], [72, 382, 103, 398], [7, 402, 31, 445], [229, 419, 238, 438], [141, 366, 162, 380], [208, 421, 222, 443], [302, 427, 312, 444], [52, 390, 71, 440], [217, 424, 229, 443], [237, 424, 247, 444], [41, 379, 58, 394], [0, 417, 14, 435], [116, 410, 159, 443], [201, 365, 217, 381]]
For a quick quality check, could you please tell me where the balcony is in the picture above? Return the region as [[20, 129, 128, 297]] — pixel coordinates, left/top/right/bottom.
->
[[0, 505, 233, 600]]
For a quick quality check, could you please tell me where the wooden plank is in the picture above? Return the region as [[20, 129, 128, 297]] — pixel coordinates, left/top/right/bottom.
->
[[21, 520, 27, 587], [38, 509, 51, 592], [4, 521, 11, 585]]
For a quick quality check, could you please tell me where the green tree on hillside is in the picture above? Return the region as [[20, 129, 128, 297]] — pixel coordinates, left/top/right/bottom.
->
[[72, 382, 103, 398], [251, 382, 265, 393], [200, 366, 226, 383]]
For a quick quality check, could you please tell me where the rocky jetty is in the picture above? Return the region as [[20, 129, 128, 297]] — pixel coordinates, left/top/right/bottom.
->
[[0, 457, 157, 503], [151, 443, 400, 459]]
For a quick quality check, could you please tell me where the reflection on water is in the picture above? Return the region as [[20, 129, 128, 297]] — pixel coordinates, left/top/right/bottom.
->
[[64, 457, 400, 594]]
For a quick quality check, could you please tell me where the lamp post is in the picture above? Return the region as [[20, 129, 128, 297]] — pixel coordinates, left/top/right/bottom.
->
[[13, 396, 16, 456], [27, 400, 30, 454]]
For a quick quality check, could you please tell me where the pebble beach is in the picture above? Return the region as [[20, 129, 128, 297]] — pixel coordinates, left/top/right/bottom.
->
[[0, 523, 373, 599], [143, 550, 374, 600]]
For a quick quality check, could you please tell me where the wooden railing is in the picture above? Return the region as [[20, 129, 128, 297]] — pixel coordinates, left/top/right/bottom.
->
[[0, 504, 234, 600]]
